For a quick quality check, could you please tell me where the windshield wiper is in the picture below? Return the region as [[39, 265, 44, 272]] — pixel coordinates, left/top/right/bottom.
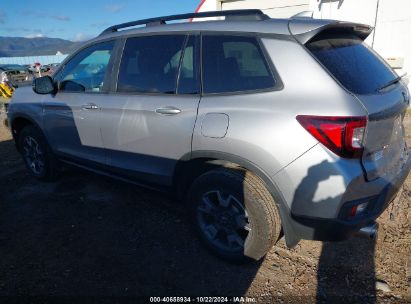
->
[[377, 73, 407, 92]]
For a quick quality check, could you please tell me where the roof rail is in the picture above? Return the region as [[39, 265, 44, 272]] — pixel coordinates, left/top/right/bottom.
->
[[100, 9, 268, 36]]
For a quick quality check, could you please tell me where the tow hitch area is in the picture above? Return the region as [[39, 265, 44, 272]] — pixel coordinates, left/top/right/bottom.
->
[[356, 222, 378, 240]]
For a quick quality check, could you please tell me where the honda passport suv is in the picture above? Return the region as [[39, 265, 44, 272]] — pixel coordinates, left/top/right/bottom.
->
[[7, 10, 411, 262]]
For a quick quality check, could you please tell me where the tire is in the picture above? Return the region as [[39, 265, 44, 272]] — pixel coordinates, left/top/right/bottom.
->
[[18, 125, 57, 181], [187, 167, 281, 262]]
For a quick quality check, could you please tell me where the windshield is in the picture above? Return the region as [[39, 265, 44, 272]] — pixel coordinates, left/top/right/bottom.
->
[[306, 35, 397, 94]]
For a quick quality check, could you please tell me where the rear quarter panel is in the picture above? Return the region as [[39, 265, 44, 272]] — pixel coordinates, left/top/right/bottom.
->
[[192, 37, 367, 178]]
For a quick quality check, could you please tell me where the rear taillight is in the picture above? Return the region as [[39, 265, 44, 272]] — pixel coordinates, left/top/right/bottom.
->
[[296, 115, 367, 158]]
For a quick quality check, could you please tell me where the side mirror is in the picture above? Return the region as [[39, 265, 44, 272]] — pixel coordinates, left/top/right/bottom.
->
[[32, 76, 55, 95]]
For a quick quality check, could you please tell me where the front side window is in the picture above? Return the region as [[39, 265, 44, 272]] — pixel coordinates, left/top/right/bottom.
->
[[58, 41, 115, 93], [117, 35, 187, 94], [202, 35, 275, 94]]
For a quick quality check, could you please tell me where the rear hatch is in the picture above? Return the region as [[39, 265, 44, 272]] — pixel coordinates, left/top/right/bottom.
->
[[292, 20, 410, 181]]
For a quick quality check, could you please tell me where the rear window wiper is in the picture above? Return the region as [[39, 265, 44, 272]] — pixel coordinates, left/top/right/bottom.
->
[[377, 72, 407, 92]]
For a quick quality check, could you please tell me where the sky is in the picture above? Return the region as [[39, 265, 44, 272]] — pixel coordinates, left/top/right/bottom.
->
[[0, 0, 200, 41]]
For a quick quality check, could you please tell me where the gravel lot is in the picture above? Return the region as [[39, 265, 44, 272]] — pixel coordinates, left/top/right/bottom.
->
[[0, 99, 410, 302]]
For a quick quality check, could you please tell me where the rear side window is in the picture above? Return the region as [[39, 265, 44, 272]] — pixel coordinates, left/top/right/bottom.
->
[[202, 35, 275, 94], [306, 35, 397, 94], [118, 35, 186, 94]]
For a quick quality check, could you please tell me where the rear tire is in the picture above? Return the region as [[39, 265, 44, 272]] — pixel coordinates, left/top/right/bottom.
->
[[187, 167, 281, 262], [18, 125, 57, 181]]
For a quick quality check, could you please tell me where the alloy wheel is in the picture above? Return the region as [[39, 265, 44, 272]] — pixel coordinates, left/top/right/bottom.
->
[[22, 136, 45, 175], [197, 190, 251, 252]]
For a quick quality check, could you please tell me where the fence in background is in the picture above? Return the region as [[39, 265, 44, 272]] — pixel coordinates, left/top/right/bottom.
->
[[0, 54, 68, 65]]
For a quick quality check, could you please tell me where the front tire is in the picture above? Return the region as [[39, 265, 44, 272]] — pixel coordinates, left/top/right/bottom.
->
[[188, 167, 281, 262], [18, 125, 57, 181]]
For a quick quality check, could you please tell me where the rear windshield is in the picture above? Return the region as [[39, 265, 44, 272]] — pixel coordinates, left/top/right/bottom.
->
[[306, 35, 397, 94]]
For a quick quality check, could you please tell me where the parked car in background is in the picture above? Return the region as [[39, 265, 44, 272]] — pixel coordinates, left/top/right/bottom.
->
[[40, 65, 51, 73], [21, 64, 34, 74], [29, 62, 42, 77], [25, 64, 37, 74], [7, 10, 411, 262], [0, 64, 33, 87], [48, 63, 60, 75]]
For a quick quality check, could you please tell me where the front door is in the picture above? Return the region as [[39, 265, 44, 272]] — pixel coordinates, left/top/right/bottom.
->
[[43, 40, 116, 166]]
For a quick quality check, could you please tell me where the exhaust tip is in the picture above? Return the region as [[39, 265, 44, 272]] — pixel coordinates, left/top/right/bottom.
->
[[356, 222, 378, 240]]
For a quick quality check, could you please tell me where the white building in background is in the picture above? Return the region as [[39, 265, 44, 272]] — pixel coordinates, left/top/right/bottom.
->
[[196, 0, 411, 84], [0, 54, 68, 66]]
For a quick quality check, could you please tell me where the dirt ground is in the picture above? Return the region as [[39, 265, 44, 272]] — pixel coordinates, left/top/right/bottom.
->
[[0, 99, 409, 303]]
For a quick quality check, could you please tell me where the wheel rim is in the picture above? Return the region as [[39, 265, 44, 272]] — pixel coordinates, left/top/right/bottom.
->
[[22, 136, 45, 175], [197, 190, 251, 253]]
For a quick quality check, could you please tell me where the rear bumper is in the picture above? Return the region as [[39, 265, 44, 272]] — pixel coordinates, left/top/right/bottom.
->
[[272, 145, 411, 245], [294, 151, 410, 241]]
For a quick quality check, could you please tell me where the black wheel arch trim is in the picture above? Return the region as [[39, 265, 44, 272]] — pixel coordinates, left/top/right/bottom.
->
[[178, 150, 302, 248], [9, 113, 48, 150]]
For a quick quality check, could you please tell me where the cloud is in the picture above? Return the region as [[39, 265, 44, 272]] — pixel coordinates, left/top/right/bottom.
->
[[104, 4, 125, 13], [51, 15, 71, 22], [21, 10, 71, 22], [73, 32, 94, 42], [3, 26, 65, 39], [25, 33, 45, 38], [0, 9, 6, 24]]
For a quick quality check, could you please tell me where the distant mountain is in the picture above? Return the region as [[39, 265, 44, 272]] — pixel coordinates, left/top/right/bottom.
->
[[0, 37, 83, 57]]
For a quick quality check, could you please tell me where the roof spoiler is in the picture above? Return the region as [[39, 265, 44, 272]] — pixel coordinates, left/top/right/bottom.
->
[[289, 19, 374, 44], [291, 11, 314, 19]]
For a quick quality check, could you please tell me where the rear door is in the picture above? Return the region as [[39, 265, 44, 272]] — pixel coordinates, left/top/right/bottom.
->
[[306, 34, 410, 180], [99, 34, 201, 186]]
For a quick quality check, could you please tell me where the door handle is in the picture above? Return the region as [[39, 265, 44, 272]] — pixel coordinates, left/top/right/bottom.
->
[[81, 103, 99, 110], [155, 107, 181, 115]]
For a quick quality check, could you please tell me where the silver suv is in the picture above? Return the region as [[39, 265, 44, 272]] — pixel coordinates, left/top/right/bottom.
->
[[7, 10, 411, 262]]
